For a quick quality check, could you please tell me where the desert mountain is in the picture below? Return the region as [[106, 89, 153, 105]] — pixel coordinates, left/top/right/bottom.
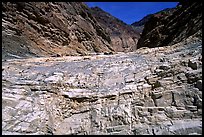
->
[[90, 6, 140, 52], [131, 8, 176, 34], [137, 1, 202, 48], [2, 2, 142, 60], [2, 2, 114, 59]]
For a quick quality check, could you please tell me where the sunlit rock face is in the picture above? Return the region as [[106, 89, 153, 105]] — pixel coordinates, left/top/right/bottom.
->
[[2, 1, 202, 135], [2, 36, 202, 135], [2, 2, 114, 59]]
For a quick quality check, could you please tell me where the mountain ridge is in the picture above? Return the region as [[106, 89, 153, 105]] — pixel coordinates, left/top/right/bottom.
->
[[90, 6, 140, 52], [137, 1, 202, 48], [2, 2, 114, 59]]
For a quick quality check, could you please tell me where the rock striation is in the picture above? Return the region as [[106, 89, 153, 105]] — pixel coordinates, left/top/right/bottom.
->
[[2, 1, 202, 135], [137, 2, 202, 49], [2, 2, 114, 59], [2, 36, 202, 135]]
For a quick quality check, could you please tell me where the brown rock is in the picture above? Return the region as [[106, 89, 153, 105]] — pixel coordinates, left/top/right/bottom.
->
[[137, 1, 202, 49], [2, 2, 115, 59], [90, 7, 140, 52]]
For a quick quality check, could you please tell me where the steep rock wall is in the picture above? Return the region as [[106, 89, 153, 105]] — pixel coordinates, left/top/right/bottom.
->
[[90, 7, 140, 52], [2, 2, 113, 59], [137, 2, 202, 49]]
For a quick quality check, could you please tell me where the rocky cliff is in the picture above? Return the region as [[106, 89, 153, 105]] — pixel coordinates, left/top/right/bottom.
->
[[2, 2, 202, 135], [2, 2, 113, 59], [2, 36, 202, 135], [137, 2, 202, 49], [90, 7, 140, 52], [131, 8, 176, 34], [131, 14, 152, 34]]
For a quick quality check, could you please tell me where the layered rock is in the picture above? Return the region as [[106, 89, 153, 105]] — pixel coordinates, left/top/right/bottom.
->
[[2, 1, 202, 135], [90, 7, 140, 52], [137, 2, 202, 49], [2, 2, 113, 59], [2, 36, 202, 135]]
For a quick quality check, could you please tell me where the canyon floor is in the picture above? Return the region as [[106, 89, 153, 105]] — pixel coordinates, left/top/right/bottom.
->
[[2, 36, 202, 135]]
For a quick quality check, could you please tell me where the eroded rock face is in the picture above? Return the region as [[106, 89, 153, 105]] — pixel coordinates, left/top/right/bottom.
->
[[90, 7, 140, 52], [137, 1, 202, 49], [2, 36, 202, 135], [131, 14, 152, 34], [2, 2, 114, 59], [131, 8, 175, 34]]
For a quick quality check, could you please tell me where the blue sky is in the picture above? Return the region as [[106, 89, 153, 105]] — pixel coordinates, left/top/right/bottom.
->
[[86, 2, 179, 24]]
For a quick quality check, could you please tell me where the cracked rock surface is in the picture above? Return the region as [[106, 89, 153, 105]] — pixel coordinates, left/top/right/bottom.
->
[[2, 37, 202, 135]]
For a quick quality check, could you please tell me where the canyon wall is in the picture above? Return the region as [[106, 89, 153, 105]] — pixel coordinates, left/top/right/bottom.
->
[[90, 7, 140, 52], [2, 2, 202, 135], [2, 2, 113, 59], [137, 1, 202, 49]]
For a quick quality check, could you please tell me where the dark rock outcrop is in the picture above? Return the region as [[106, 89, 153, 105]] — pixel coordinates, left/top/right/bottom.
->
[[132, 14, 152, 27], [131, 8, 176, 34], [2, 2, 114, 59], [90, 6, 140, 52], [131, 14, 152, 34], [137, 2, 202, 49]]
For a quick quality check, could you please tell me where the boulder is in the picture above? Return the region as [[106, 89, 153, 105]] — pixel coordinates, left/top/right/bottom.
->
[[144, 99, 155, 107], [44, 72, 64, 83], [158, 77, 174, 87], [158, 64, 171, 70], [154, 69, 163, 75], [152, 81, 161, 89], [172, 91, 186, 107], [152, 91, 163, 99], [196, 80, 202, 91], [185, 68, 202, 84], [156, 91, 172, 107], [145, 75, 160, 85], [142, 83, 152, 91], [177, 73, 187, 83], [188, 59, 198, 70]]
